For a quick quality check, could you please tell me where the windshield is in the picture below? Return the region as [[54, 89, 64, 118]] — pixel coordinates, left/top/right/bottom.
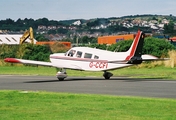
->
[[67, 49, 76, 57]]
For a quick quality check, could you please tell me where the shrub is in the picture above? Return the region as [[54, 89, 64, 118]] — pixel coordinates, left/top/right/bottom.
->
[[143, 37, 175, 57]]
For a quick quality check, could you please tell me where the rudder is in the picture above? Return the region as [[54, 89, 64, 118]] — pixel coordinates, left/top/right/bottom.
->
[[126, 30, 145, 64]]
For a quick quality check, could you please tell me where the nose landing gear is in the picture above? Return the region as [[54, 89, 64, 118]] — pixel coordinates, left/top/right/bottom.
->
[[56, 69, 67, 81]]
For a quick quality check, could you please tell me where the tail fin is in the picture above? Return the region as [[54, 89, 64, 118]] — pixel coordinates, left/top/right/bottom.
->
[[126, 30, 145, 64]]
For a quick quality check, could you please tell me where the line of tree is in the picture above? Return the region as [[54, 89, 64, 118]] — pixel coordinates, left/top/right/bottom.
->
[[0, 18, 65, 31], [1, 15, 176, 36]]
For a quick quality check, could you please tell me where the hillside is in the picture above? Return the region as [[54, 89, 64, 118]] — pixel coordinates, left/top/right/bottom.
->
[[0, 14, 176, 42]]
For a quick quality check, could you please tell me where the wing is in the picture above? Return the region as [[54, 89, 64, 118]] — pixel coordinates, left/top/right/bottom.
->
[[4, 58, 53, 67]]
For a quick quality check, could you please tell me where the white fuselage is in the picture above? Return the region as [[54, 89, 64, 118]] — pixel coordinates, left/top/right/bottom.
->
[[50, 47, 133, 71]]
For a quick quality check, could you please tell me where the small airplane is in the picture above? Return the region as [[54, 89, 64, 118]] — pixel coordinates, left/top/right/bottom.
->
[[4, 30, 165, 81]]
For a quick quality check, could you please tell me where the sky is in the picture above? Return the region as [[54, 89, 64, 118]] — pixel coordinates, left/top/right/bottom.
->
[[0, 0, 176, 21]]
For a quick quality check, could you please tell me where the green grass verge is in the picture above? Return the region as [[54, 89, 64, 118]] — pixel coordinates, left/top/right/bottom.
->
[[1, 65, 176, 79], [0, 90, 176, 120]]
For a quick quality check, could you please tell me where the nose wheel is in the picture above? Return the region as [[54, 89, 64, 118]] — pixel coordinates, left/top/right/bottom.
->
[[103, 71, 113, 79], [56, 68, 67, 81]]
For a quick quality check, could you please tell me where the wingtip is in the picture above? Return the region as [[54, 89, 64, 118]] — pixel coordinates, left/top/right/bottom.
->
[[4, 58, 21, 63]]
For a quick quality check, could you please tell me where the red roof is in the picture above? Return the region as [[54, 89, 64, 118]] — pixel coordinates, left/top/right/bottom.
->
[[170, 37, 176, 41]]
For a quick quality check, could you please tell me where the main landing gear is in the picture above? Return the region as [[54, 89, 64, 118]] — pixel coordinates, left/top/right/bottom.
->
[[56, 69, 67, 81], [56, 69, 113, 80], [103, 71, 113, 79]]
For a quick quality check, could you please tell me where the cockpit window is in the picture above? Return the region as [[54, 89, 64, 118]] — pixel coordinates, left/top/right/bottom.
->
[[68, 50, 76, 57], [84, 53, 92, 59], [76, 51, 82, 58], [94, 55, 99, 59]]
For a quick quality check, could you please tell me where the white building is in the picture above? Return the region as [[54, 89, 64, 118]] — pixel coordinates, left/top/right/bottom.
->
[[73, 20, 81, 26], [0, 34, 37, 44]]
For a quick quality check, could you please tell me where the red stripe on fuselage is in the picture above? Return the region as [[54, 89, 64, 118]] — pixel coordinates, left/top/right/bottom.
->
[[125, 30, 142, 60]]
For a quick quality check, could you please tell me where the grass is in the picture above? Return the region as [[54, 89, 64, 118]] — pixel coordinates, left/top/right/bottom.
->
[[0, 65, 57, 76], [1, 65, 176, 79], [0, 90, 176, 120], [1, 65, 176, 119]]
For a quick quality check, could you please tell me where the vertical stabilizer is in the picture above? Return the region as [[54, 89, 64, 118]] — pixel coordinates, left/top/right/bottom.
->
[[125, 30, 145, 64]]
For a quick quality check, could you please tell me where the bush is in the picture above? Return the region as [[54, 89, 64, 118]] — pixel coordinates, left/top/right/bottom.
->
[[22, 44, 51, 61], [0, 44, 19, 59], [143, 37, 175, 57]]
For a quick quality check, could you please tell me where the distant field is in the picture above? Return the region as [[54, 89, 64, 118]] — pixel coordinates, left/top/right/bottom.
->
[[0, 65, 176, 79], [0, 90, 176, 120]]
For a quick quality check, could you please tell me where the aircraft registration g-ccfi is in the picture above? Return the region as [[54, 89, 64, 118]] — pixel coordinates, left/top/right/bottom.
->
[[4, 30, 167, 81]]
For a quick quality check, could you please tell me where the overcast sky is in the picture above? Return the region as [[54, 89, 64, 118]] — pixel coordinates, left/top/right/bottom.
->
[[0, 0, 176, 21]]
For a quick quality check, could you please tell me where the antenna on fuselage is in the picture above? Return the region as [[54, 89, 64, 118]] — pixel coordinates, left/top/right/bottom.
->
[[76, 37, 78, 47], [106, 44, 110, 51], [114, 45, 120, 52]]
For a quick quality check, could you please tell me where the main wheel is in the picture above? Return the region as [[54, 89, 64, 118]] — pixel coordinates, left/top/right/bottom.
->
[[103, 71, 113, 79], [104, 76, 110, 79], [58, 78, 65, 81]]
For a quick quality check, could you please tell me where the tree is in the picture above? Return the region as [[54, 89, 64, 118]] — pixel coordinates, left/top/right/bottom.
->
[[36, 18, 49, 26], [163, 21, 174, 34], [57, 28, 68, 34], [48, 30, 57, 34], [143, 37, 175, 57], [35, 34, 49, 41], [81, 36, 89, 43], [22, 44, 51, 61], [87, 19, 100, 27]]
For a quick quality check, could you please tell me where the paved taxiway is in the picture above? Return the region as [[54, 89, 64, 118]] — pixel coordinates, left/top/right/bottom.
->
[[0, 75, 176, 99]]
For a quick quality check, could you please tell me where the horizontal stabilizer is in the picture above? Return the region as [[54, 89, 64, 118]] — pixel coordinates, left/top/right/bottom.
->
[[108, 54, 169, 64], [141, 54, 169, 61]]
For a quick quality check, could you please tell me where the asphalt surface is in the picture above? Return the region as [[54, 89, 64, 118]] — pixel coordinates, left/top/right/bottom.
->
[[0, 75, 176, 99]]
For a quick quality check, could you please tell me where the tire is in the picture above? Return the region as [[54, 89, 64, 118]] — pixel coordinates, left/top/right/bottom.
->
[[104, 76, 110, 79], [58, 78, 64, 81], [103, 71, 113, 79]]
